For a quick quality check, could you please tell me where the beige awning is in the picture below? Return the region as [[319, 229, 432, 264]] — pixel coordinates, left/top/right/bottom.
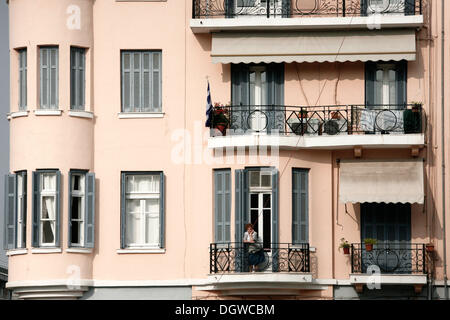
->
[[211, 29, 416, 64], [339, 160, 424, 204]]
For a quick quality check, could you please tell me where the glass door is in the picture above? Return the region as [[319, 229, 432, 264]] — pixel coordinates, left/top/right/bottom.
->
[[249, 66, 268, 132], [249, 193, 272, 249]]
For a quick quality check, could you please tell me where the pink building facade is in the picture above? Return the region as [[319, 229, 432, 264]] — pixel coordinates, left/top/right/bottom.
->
[[3, 0, 450, 299]]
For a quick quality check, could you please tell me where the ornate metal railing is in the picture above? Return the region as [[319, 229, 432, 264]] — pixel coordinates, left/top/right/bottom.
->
[[209, 104, 423, 137], [210, 242, 310, 273], [351, 243, 426, 274], [192, 0, 422, 19]]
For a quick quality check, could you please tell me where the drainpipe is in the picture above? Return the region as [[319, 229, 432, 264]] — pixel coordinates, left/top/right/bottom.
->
[[441, 0, 449, 300]]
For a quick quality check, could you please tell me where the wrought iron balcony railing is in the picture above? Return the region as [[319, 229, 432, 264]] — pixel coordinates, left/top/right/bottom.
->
[[193, 0, 422, 19], [209, 104, 423, 137], [351, 243, 426, 274], [210, 242, 310, 273]]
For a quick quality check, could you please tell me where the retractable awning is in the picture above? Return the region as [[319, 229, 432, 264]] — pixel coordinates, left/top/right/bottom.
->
[[211, 29, 416, 64], [339, 160, 424, 204]]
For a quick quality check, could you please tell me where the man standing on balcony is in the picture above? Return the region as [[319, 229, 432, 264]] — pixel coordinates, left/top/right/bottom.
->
[[243, 223, 264, 272]]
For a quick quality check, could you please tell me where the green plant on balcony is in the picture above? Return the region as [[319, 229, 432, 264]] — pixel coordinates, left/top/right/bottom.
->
[[410, 101, 423, 111], [364, 238, 377, 252], [339, 238, 350, 255]]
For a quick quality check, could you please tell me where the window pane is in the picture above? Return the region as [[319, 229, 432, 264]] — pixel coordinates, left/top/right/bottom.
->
[[127, 175, 160, 193], [126, 200, 141, 244], [250, 171, 259, 187], [153, 70, 160, 111], [72, 174, 84, 192], [145, 215, 159, 245], [71, 197, 82, 220], [42, 173, 56, 191], [42, 196, 55, 219], [71, 221, 80, 244], [42, 221, 55, 244], [261, 174, 271, 187], [145, 199, 159, 214]]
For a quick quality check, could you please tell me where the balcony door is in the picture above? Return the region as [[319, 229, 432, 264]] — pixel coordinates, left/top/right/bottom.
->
[[231, 63, 284, 134], [362, 0, 415, 16], [360, 203, 412, 274]]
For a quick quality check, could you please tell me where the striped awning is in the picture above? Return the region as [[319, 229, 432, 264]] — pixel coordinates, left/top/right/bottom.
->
[[211, 29, 416, 64]]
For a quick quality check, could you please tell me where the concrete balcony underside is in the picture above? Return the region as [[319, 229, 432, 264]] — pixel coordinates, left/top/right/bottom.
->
[[190, 15, 424, 33], [208, 133, 425, 150]]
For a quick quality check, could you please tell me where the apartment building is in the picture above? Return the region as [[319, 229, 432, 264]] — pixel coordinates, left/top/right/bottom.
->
[[3, 0, 450, 300]]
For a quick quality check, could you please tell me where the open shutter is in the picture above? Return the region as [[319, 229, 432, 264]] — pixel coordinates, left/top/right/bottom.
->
[[225, 0, 235, 18], [405, 0, 415, 15], [214, 170, 231, 243], [231, 64, 250, 133], [159, 172, 165, 249], [292, 169, 309, 244], [4, 174, 16, 250], [272, 169, 279, 272], [85, 173, 96, 248], [396, 61, 407, 108], [32, 171, 40, 247], [282, 0, 291, 17], [55, 171, 61, 247], [267, 63, 285, 134], [235, 169, 249, 272], [365, 62, 376, 108], [120, 173, 126, 249], [20, 172, 27, 248], [68, 173, 73, 247]]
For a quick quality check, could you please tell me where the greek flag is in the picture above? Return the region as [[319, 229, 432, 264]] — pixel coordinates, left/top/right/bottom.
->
[[205, 81, 213, 127]]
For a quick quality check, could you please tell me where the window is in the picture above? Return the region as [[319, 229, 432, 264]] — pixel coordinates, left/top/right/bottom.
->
[[214, 169, 231, 243], [40, 47, 59, 109], [292, 169, 309, 244], [121, 172, 165, 249], [70, 47, 86, 110], [68, 171, 95, 248], [18, 49, 27, 111], [121, 51, 162, 113], [32, 170, 60, 247], [4, 171, 27, 250]]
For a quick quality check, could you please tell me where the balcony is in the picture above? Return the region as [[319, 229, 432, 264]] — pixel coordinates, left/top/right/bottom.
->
[[191, 0, 424, 33], [206, 243, 312, 294], [349, 243, 428, 292], [208, 104, 425, 150]]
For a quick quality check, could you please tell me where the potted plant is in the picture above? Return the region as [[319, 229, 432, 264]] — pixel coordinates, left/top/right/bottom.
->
[[331, 111, 342, 120], [339, 238, 350, 255], [411, 101, 423, 112], [364, 238, 377, 252], [426, 243, 435, 253], [212, 103, 229, 135]]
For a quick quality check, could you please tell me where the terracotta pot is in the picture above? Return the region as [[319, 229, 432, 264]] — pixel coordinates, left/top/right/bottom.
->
[[343, 247, 350, 255], [365, 244, 373, 252], [215, 124, 227, 135]]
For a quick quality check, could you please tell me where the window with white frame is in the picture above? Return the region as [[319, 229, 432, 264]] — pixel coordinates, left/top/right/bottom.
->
[[70, 173, 85, 246], [121, 172, 165, 249], [40, 173, 58, 246]]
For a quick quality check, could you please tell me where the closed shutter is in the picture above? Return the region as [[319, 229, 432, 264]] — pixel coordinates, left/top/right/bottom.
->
[[55, 171, 61, 247], [19, 49, 27, 111], [40, 47, 58, 109], [4, 174, 16, 250], [214, 170, 231, 243], [396, 60, 407, 107], [32, 171, 40, 247], [234, 169, 249, 272], [365, 62, 377, 108], [267, 63, 285, 134], [71, 47, 86, 110], [85, 173, 96, 248], [292, 169, 309, 244], [159, 172, 165, 249], [231, 64, 250, 132]]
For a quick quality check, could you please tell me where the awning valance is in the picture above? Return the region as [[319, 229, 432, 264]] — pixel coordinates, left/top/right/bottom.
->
[[211, 29, 416, 64], [339, 160, 424, 204]]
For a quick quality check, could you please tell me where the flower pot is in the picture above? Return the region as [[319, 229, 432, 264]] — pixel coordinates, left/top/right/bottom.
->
[[343, 247, 350, 255], [365, 244, 373, 252], [426, 244, 434, 253], [215, 124, 227, 135]]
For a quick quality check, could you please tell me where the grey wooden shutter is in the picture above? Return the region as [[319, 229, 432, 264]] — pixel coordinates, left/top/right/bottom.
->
[[19, 49, 27, 111], [40, 47, 58, 109], [70, 47, 86, 110], [231, 64, 250, 132], [20, 172, 27, 248], [4, 174, 17, 250], [122, 52, 132, 112], [225, 0, 235, 18], [55, 171, 61, 247], [365, 62, 376, 108], [85, 173, 95, 248], [68, 172, 73, 247], [152, 52, 162, 112], [214, 170, 231, 243], [159, 172, 165, 249], [292, 169, 309, 244], [120, 172, 126, 249], [405, 0, 415, 15], [282, 0, 291, 17], [271, 169, 279, 272], [32, 171, 40, 247], [396, 61, 407, 108], [235, 169, 249, 272], [267, 64, 285, 134]]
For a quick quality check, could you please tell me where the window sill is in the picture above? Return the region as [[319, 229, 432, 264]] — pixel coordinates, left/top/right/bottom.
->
[[34, 110, 63, 116], [31, 248, 62, 254], [6, 249, 28, 256], [118, 112, 165, 119], [66, 248, 93, 254], [68, 110, 94, 119], [116, 248, 165, 254], [8, 111, 29, 119]]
